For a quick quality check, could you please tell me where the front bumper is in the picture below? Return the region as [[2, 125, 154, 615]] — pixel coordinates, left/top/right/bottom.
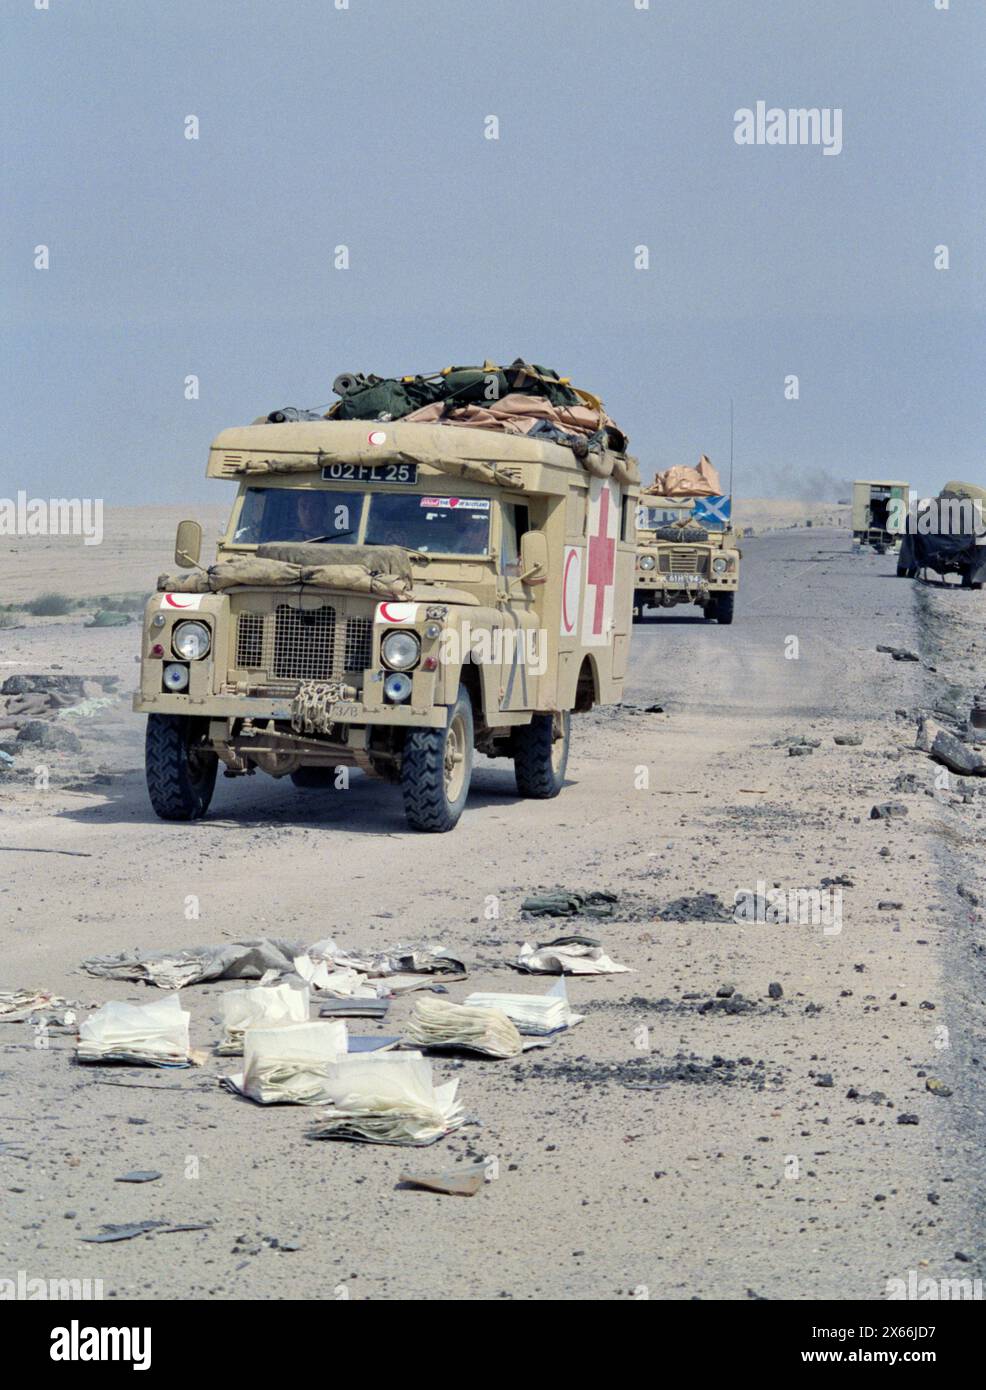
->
[[132, 691, 447, 729]]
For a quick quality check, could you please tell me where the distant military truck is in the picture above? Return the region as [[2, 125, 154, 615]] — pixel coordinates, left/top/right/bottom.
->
[[897, 480, 986, 587], [136, 416, 639, 831], [851, 480, 909, 553], [633, 494, 740, 624]]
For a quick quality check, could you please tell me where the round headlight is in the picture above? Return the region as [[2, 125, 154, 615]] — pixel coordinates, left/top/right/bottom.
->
[[381, 630, 421, 671], [172, 620, 211, 660], [639, 554, 656, 571], [712, 557, 728, 574]]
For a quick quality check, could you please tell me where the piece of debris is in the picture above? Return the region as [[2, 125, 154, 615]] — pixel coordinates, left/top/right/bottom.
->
[[82, 1219, 211, 1243], [768, 982, 783, 1000], [15, 720, 81, 752], [82, 1221, 168, 1243], [876, 645, 919, 662], [0, 989, 78, 1023], [84, 610, 132, 628], [115, 1171, 162, 1184], [925, 1078, 953, 1098], [877, 901, 903, 911], [318, 997, 390, 1020], [398, 1161, 487, 1197], [81, 939, 306, 990], [658, 893, 733, 923], [834, 734, 863, 746], [869, 802, 908, 820], [514, 937, 632, 975], [520, 890, 618, 919], [406, 997, 523, 1058], [896, 1113, 920, 1125]]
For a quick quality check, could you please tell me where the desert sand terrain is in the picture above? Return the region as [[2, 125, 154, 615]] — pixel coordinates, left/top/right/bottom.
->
[[1, 521, 984, 1300]]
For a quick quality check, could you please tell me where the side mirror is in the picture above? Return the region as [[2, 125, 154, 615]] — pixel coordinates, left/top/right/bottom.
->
[[175, 519, 203, 569], [518, 530, 548, 585]]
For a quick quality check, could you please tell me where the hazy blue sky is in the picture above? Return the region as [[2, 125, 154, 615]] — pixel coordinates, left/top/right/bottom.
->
[[4, 0, 984, 505]]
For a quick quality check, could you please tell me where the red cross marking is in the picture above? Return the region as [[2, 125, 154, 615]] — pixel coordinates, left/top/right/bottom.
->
[[586, 486, 616, 635]]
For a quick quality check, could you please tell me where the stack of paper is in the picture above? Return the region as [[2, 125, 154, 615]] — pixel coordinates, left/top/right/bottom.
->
[[308, 1052, 463, 1145], [226, 1020, 348, 1104], [463, 980, 581, 1035], [406, 996, 522, 1058], [217, 981, 310, 1055], [77, 995, 191, 1067]]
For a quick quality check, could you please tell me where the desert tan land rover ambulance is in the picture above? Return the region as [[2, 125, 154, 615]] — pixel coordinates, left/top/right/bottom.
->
[[136, 413, 639, 831], [633, 458, 740, 624]]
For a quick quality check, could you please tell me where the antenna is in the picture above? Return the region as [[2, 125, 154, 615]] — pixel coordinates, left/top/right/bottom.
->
[[728, 398, 734, 498]]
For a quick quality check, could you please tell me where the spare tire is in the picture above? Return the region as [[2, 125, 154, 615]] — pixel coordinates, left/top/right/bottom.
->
[[651, 525, 710, 543]]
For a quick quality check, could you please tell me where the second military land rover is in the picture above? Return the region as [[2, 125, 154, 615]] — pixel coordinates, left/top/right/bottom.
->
[[136, 362, 640, 831], [633, 458, 740, 624]]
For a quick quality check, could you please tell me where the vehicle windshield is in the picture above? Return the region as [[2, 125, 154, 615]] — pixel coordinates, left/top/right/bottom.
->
[[637, 504, 694, 530], [365, 494, 491, 555], [233, 488, 363, 544]]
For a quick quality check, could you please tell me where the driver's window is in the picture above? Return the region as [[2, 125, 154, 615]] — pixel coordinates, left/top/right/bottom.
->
[[500, 503, 530, 578]]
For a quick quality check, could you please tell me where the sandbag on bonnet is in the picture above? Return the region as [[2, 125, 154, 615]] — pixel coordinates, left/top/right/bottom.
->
[[157, 555, 412, 599], [257, 542, 414, 581]]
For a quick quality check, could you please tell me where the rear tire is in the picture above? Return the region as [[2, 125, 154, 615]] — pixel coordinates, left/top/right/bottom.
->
[[512, 710, 570, 799], [145, 714, 217, 821], [290, 766, 337, 789], [401, 685, 474, 832]]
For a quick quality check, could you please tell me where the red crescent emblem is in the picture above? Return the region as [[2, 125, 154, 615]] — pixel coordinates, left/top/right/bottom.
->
[[379, 602, 400, 622], [562, 550, 578, 631], [164, 594, 194, 608]]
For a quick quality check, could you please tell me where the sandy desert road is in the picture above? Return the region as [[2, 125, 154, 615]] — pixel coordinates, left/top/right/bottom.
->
[[1, 527, 984, 1301]]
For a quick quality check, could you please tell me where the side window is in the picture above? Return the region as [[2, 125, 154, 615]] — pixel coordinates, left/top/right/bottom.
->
[[500, 503, 530, 577], [621, 495, 634, 541]]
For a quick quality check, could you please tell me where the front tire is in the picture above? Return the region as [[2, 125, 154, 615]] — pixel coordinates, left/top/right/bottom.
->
[[401, 685, 474, 832], [512, 710, 570, 799], [145, 714, 218, 821], [713, 592, 735, 625]]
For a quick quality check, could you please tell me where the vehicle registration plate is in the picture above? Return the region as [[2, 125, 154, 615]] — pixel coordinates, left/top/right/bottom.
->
[[321, 462, 418, 484], [668, 572, 702, 585]]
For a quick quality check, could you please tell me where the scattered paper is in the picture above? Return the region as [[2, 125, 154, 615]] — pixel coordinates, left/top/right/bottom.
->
[[217, 981, 310, 1055], [514, 938, 632, 975], [77, 995, 191, 1067], [307, 1053, 463, 1146], [463, 978, 582, 1035], [226, 1020, 348, 1104], [406, 997, 522, 1058], [0, 988, 77, 1024]]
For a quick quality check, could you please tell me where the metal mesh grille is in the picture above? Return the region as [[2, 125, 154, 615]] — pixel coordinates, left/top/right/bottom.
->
[[236, 613, 266, 668], [343, 616, 373, 673], [272, 604, 336, 680], [660, 548, 706, 574]]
